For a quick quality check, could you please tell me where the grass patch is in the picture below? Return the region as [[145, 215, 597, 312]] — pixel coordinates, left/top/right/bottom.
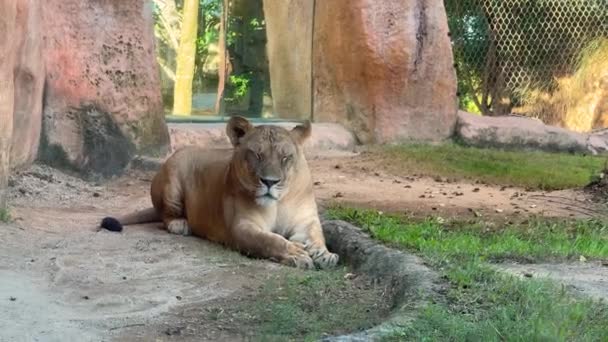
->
[[373, 144, 604, 190], [0, 207, 10, 223], [233, 267, 390, 341], [328, 207, 608, 262], [327, 207, 608, 341]]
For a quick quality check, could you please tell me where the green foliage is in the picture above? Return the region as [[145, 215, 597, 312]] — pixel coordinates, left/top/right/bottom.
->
[[376, 144, 604, 190], [224, 73, 252, 103], [327, 208, 608, 341], [195, 0, 222, 59]]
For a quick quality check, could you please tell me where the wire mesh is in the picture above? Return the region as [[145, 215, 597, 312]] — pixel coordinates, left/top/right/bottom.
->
[[445, 0, 608, 115]]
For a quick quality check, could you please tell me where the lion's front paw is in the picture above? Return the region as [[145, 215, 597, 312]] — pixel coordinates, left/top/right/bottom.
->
[[167, 219, 191, 236], [309, 248, 339, 269], [282, 242, 314, 269]]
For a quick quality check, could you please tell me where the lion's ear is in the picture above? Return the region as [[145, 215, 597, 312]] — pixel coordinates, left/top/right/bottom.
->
[[226, 116, 254, 147], [291, 120, 312, 145]]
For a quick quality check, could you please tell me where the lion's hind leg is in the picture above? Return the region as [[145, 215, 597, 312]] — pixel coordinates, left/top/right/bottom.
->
[[160, 180, 191, 236]]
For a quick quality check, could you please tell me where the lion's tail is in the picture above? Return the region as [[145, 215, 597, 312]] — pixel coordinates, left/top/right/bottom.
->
[[100, 208, 161, 232]]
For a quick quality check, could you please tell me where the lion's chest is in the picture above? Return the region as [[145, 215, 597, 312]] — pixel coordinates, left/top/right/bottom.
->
[[253, 206, 294, 238], [269, 203, 316, 239]]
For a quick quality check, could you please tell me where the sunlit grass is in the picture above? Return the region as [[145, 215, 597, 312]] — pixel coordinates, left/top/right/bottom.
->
[[374, 143, 604, 190], [327, 207, 608, 341]]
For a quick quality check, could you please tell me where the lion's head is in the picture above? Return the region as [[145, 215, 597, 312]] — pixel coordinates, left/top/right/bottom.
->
[[226, 116, 311, 206]]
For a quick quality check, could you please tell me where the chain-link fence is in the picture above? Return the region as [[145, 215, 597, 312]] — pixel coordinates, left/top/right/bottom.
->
[[446, 0, 608, 122]]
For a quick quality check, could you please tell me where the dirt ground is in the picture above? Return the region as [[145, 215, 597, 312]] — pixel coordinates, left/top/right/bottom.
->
[[1, 166, 283, 341], [308, 150, 606, 219], [1, 151, 607, 341]]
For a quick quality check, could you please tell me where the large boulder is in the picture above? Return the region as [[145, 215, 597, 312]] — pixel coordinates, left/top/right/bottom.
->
[[0, 0, 17, 208], [456, 111, 590, 153], [263, 0, 313, 119], [312, 0, 457, 143], [587, 129, 608, 155], [11, 0, 44, 170], [39, 0, 170, 178]]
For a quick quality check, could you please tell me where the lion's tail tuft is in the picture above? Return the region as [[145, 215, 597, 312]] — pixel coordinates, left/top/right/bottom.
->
[[99, 208, 160, 233]]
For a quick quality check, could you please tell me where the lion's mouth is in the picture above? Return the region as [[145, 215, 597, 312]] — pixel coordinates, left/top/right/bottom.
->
[[258, 193, 277, 200]]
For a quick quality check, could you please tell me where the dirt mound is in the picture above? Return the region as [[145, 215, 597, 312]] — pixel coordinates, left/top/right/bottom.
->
[[8, 164, 102, 207]]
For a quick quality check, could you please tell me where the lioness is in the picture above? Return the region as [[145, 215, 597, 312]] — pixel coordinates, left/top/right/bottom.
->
[[100, 116, 338, 269]]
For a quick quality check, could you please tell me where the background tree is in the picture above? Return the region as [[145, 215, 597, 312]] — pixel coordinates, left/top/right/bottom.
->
[[172, 0, 200, 115]]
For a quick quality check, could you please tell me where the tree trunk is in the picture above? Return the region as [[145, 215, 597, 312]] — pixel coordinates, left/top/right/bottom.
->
[[0, 0, 17, 210], [215, 0, 230, 115], [172, 0, 199, 116]]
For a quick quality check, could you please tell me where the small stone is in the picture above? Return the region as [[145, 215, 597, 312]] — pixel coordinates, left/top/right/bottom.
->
[[472, 188, 480, 193], [523, 272, 533, 278], [176, 295, 182, 300], [530, 204, 537, 209], [579, 255, 587, 263], [82, 295, 89, 300], [495, 208, 504, 213], [92, 192, 101, 198], [344, 273, 356, 280], [333, 192, 344, 198], [334, 164, 342, 169], [468, 208, 482, 217], [9, 297, 16, 301], [313, 181, 321, 186]]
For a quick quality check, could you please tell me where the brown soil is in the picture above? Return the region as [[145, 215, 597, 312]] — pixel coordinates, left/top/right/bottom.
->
[[309, 150, 606, 219], [1, 163, 391, 341]]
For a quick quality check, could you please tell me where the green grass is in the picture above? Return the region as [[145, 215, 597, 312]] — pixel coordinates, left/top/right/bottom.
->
[[328, 207, 608, 262], [0, 207, 10, 223], [229, 267, 389, 342], [375, 144, 605, 190], [327, 207, 608, 341]]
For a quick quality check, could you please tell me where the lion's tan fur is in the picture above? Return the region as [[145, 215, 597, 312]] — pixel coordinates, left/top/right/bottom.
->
[[112, 117, 337, 269]]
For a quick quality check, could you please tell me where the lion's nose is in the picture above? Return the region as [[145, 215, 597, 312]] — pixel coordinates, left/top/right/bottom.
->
[[260, 178, 279, 188]]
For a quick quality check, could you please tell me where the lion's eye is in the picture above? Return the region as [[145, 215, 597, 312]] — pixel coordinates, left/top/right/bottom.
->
[[248, 150, 262, 161], [282, 155, 292, 164]]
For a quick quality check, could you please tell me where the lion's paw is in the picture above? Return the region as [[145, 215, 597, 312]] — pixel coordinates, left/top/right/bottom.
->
[[282, 242, 314, 269], [167, 219, 191, 236], [309, 248, 339, 269]]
